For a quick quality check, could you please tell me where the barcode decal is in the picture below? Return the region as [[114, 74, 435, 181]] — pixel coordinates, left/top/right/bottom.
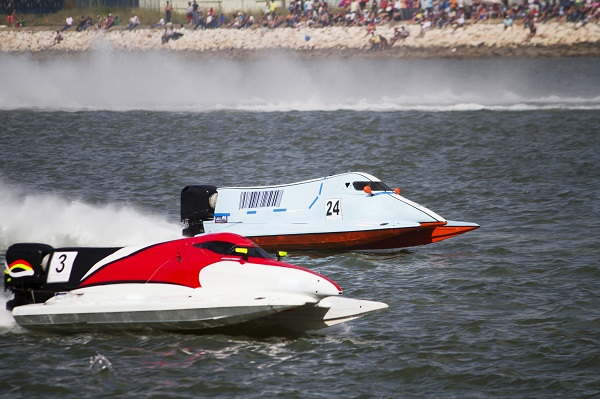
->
[[239, 190, 284, 209]]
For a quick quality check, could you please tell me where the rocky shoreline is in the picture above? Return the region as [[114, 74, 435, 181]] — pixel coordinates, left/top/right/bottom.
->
[[1, 22, 599, 58]]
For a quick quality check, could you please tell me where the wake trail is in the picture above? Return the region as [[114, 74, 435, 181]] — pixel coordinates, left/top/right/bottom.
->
[[0, 180, 181, 252]]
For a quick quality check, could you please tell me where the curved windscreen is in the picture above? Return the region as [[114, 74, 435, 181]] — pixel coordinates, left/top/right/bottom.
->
[[352, 181, 393, 192], [193, 241, 273, 259]]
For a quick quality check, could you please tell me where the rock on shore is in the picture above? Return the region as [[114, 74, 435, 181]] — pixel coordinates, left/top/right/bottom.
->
[[0, 22, 599, 58]]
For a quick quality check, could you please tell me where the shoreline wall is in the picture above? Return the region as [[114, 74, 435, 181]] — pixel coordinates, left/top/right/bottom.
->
[[0, 22, 598, 57]]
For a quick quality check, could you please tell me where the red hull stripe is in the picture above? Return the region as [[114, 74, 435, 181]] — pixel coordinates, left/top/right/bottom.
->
[[248, 223, 478, 251]]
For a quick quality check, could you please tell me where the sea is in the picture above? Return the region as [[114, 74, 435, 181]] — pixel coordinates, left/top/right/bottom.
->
[[0, 52, 599, 398]]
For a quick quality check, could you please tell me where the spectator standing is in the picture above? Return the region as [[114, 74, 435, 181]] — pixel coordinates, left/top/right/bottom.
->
[[192, 1, 199, 26], [406, 0, 413, 20], [401, 0, 409, 20], [393, 0, 402, 19], [305, 0, 314, 15], [7, 1, 15, 27], [186, 2, 193, 25], [165, 1, 173, 23], [380, 0, 388, 13]]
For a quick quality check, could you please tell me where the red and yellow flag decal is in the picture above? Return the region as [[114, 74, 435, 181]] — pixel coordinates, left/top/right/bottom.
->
[[5, 259, 34, 277]]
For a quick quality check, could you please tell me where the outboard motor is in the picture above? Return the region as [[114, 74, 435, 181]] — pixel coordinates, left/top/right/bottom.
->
[[181, 185, 218, 237], [4, 243, 54, 310]]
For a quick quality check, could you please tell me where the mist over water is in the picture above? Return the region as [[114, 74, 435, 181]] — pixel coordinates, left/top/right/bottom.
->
[[1, 52, 599, 112], [0, 179, 180, 251]]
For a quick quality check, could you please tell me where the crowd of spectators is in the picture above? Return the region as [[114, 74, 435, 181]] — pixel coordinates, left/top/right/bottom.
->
[[273, 0, 599, 30], [3, 0, 598, 31], [56, 0, 599, 33], [58, 14, 121, 32], [30, 0, 598, 49], [164, 0, 599, 48]]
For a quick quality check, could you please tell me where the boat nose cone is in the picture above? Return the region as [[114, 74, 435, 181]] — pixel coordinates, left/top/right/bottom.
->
[[315, 276, 342, 297]]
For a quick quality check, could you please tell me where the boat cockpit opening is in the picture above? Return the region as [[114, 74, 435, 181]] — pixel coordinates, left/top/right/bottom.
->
[[350, 181, 393, 192], [193, 241, 273, 259]]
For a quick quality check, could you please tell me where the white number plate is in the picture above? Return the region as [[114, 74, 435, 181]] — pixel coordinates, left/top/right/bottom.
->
[[46, 251, 78, 283], [325, 199, 342, 220]]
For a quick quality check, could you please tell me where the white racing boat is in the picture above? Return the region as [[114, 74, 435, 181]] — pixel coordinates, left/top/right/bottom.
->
[[3, 232, 386, 334], [181, 172, 479, 251]]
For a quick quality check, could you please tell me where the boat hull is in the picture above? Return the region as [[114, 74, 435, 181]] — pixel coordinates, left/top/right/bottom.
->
[[13, 305, 297, 332], [11, 285, 387, 333], [245, 221, 480, 251]]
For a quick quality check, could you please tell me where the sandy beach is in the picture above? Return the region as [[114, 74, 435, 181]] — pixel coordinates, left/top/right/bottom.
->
[[0, 22, 599, 58]]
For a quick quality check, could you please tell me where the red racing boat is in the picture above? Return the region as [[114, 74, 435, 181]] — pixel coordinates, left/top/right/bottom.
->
[[4, 232, 387, 333]]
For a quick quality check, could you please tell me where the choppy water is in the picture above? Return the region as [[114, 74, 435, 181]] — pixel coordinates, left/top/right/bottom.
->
[[0, 54, 599, 398]]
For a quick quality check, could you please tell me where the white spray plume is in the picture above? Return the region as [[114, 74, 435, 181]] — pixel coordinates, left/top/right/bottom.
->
[[0, 179, 181, 251], [1, 52, 598, 112]]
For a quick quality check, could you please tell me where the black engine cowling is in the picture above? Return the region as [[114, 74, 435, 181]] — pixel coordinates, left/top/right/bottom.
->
[[5, 244, 124, 311], [181, 185, 218, 237], [4, 243, 54, 310]]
